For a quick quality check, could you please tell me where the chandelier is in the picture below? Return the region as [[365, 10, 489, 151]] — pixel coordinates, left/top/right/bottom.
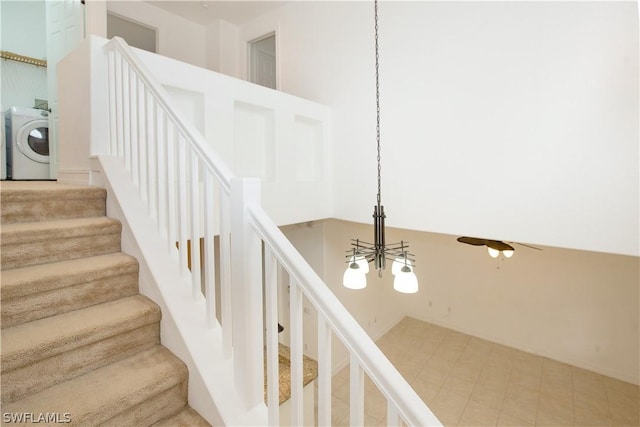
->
[[342, 0, 418, 294]]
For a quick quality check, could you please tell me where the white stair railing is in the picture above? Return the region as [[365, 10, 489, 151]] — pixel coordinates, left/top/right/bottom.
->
[[103, 36, 441, 426]]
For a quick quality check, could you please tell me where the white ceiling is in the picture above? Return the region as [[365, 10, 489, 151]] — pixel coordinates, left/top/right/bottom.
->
[[146, 1, 289, 26]]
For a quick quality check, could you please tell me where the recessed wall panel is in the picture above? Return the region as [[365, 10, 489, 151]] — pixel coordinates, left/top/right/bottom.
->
[[294, 116, 323, 182], [233, 102, 275, 181]]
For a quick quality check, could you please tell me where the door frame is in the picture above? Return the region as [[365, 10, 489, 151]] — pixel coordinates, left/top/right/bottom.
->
[[248, 32, 277, 89], [240, 23, 280, 89]]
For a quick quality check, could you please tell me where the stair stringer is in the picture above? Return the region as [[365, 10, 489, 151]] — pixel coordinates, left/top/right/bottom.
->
[[93, 156, 268, 427]]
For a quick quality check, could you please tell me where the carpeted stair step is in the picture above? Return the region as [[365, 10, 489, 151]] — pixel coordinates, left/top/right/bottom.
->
[[152, 406, 212, 426], [1, 253, 139, 328], [0, 181, 106, 224], [1, 346, 189, 426], [1, 295, 161, 404], [0, 217, 121, 270]]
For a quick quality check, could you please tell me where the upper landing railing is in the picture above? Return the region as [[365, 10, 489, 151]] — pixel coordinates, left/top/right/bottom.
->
[[102, 36, 441, 426]]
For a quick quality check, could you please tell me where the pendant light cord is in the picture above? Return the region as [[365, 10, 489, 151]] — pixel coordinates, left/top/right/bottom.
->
[[374, 0, 382, 206]]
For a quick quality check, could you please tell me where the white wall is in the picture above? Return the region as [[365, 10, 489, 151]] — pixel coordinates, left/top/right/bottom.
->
[[205, 19, 240, 77], [107, 1, 206, 68], [236, 1, 639, 257], [0, 0, 48, 109], [283, 219, 640, 385], [1, 0, 46, 58]]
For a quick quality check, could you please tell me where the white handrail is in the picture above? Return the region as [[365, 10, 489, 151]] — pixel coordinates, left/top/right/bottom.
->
[[104, 37, 234, 193]]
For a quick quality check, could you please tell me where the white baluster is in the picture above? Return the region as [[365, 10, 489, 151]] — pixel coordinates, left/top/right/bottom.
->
[[350, 355, 365, 427], [290, 279, 304, 427], [156, 110, 167, 237], [190, 150, 201, 298], [138, 83, 148, 203], [318, 315, 332, 427], [122, 61, 130, 171], [129, 69, 138, 183], [265, 246, 279, 427], [166, 122, 178, 258], [106, 50, 116, 155], [203, 170, 216, 327], [387, 401, 400, 427], [115, 51, 124, 159], [219, 188, 232, 357], [177, 137, 189, 277], [147, 96, 157, 219]]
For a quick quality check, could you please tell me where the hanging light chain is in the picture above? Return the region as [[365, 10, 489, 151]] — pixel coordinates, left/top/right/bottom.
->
[[374, 0, 382, 206]]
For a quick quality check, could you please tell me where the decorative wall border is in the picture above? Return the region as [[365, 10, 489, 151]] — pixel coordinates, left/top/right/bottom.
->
[[1, 51, 47, 68]]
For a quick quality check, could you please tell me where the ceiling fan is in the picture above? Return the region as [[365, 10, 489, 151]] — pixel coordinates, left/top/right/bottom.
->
[[457, 236, 542, 258]]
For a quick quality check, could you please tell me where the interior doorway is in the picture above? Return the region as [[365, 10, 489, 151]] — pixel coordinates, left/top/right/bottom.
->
[[107, 12, 157, 53], [248, 33, 277, 90]]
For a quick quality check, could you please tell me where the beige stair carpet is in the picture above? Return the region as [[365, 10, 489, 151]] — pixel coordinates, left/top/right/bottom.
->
[[0, 181, 210, 426]]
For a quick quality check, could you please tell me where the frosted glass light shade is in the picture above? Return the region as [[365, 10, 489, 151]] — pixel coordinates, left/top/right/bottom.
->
[[349, 255, 370, 274], [503, 249, 514, 258], [487, 247, 500, 258], [392, 255, 413, 275], [343, 265, 367, 289], [393, 269, 418, 294]]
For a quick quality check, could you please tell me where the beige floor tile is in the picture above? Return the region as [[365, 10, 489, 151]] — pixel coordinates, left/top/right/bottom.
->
[[333, 380, 351, 402], [509, 369, 542, 391], [364, 413, 385, 426], [536, 394, 573, 426], [459, 400, 500, 426], [485, 354, 515, 372], [573, 367, 607, 399], [364, 390, 387, 421], [607, 386, 640, 414], [574, 403, 612, 427], [497, 412, 533, 427], [539, 384, 572, 408], [432, 388, 470, 426], [441, 375, 476, 400], [478, 365, 512, 390], [331, 397, 350, 426], [470, 381, 507, 410], [501, 384, 539, 424], [574, 389, 609, 417], [410, 377, 442, 403], [333, 366, 350, 388], [451, 359, 484, 383], [609, 398, 640, 427], [428, 354, 458, 376], [395, 360, 422, 382], [416, 363, 450, 388]]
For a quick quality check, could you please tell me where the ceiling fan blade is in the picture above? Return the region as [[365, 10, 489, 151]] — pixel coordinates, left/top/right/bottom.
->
[[513, 242, 543, 251], [457, 236, 487, 246], [485, 240, 514, 251], [457, 237, 514, 251]]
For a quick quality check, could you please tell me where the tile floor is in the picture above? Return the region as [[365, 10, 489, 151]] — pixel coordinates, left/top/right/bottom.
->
[[330, 317, 639, 426]]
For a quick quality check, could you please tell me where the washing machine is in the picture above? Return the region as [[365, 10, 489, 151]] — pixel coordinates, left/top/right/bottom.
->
[[6, 106, 50, 180]]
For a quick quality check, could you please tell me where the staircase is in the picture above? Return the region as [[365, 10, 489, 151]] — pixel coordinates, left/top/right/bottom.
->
[[0, 181, 210, 426]]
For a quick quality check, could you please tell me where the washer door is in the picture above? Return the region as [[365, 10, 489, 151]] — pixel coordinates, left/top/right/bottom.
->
[[16, 120, 49, 164]]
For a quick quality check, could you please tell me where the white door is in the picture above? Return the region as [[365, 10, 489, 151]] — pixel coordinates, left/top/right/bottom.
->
[[249, 34, 277, 90], [46, 0, 84, 179]]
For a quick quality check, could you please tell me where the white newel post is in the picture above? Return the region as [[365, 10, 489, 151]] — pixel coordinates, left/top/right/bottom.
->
[[230, 177, 265, 409]]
